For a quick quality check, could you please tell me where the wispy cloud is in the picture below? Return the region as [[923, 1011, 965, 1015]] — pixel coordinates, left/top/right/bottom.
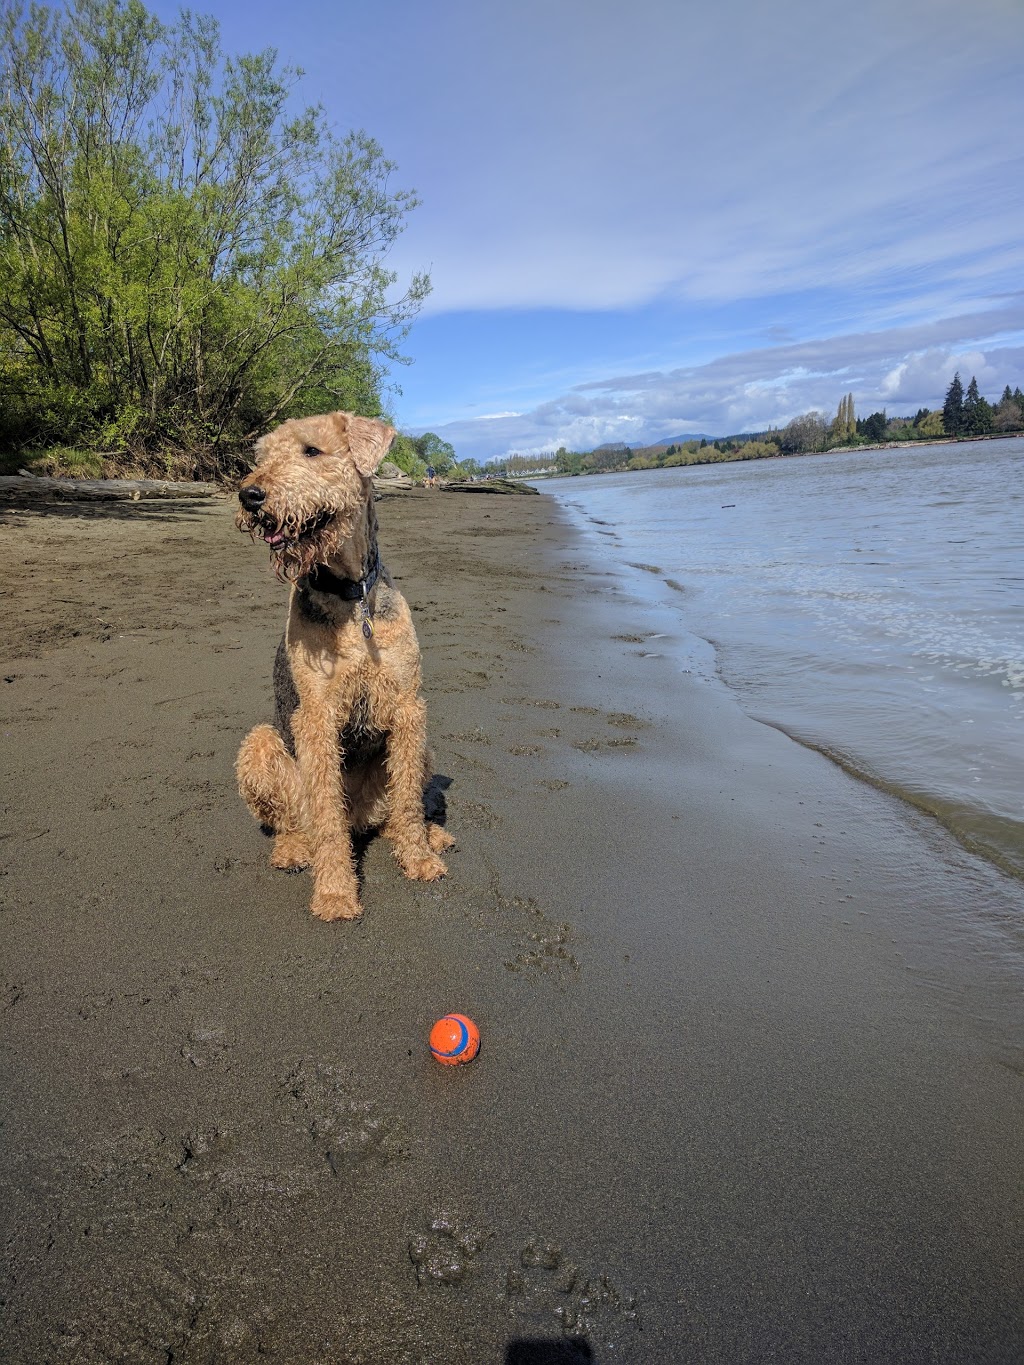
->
[[374, 0, 1024, 317]]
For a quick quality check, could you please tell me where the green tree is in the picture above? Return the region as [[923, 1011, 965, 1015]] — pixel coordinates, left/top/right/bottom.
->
[[993, 392, 1023, 432], [916, 410, 945, 438], [386, 434, 426, 479], [942, 372, 965, 437], [962, 376, 993, 436], [829, 392, 856, 445], [857, 411, 887, 443], [0, 0, 428, 472], [554, 446, 582, 476], [414, 432, 456, 473]]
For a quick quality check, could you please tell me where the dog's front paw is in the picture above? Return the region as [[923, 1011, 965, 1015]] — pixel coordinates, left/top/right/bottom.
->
[[426, 822, 456, 853], [310, 888, 363, 922], [271, 832, 312, 871]]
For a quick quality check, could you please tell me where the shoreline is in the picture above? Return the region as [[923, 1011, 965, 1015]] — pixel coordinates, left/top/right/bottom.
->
[[2, 488, 1022, 1361], [510, 428, 1024, 483]]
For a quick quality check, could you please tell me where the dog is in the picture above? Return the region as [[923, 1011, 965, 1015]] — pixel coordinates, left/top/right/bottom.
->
[[234, 410, 453, 921]]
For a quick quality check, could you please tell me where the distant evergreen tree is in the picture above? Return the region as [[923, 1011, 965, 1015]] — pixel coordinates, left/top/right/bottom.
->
[[963, 376, 993, 436], [1001, 385, 1014, 404], [857, 411, 887, 443], [943, 373, 965, 437]]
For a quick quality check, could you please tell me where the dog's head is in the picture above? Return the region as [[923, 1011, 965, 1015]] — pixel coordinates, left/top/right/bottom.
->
[[236, 411, 395, 580]]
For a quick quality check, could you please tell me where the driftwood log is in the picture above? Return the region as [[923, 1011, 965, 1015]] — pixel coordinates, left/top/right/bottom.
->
[[441, 478, 539, 495]]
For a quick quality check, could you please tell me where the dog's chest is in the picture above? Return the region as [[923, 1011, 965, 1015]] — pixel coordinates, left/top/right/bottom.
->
[[275, 631, 402, 771], [338, 690, 385, 769]]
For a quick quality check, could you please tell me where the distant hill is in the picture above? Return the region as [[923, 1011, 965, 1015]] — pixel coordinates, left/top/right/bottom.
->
[[651, 432, 710, 446], [593, 433, 709, 454]]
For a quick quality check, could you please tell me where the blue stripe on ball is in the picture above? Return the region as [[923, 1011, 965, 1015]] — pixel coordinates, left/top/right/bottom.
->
[[431, 1016, 469, 1058]]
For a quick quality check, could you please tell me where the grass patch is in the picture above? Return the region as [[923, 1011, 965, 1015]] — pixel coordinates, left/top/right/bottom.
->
[[0, 446, 210, 481], [0, 446, 109, 478]]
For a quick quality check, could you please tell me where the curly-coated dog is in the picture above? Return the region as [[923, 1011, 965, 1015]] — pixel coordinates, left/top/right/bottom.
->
[[235, 410, 453, 922]]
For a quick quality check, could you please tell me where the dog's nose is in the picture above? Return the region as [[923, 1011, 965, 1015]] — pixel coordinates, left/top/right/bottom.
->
[[239, 485, 266, 512]]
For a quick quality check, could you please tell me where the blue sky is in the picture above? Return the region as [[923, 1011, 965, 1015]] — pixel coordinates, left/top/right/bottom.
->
[[151, 0, 1024, 459]]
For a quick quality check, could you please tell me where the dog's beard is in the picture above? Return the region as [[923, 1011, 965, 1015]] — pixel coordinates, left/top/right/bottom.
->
[[236, 505, 353, 581]]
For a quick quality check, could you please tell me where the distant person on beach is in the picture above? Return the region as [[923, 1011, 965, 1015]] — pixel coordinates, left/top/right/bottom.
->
[[425, 465, 436, 487]]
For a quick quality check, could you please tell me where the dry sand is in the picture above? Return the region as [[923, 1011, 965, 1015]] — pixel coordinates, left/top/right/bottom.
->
[[1, 486, 1022, 1363]]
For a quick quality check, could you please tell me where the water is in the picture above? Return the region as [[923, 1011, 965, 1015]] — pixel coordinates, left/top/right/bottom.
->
[[549, 438, 1024, 880]]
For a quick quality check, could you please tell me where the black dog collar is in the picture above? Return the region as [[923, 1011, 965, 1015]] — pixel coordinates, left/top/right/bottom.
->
[[305, 550, 382, 601], [304, 551, 383, 638]]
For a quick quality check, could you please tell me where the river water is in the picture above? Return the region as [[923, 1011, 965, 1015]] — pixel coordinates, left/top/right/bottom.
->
[[548, 438, 1024, 880]]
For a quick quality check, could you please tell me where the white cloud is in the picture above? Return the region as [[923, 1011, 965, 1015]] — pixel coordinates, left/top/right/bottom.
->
[[427, 305, 1024, 458]]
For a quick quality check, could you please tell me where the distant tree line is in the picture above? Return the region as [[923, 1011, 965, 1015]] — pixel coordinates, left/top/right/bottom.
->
[[940, 373, 1023, 438], [776, 376, 1023, 455], [0, 0, 428, 477], [499, 374, 1024, 480]]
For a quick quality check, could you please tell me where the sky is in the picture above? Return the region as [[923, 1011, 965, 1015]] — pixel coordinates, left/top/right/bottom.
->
[[151, 0, 1024, 460]]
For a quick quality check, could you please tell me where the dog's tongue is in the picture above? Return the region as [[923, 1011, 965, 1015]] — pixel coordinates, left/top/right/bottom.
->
[[263, 529, 286, 548]]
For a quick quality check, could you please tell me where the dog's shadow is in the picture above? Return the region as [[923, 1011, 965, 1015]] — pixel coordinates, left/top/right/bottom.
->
[[424, 772, 453, 825]]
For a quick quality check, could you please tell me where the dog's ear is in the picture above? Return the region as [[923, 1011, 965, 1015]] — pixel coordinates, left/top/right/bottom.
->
[[333, 412, 396, 476]]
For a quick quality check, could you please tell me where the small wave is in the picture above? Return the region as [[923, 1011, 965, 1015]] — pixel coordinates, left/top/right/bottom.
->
[[759, 718, 1024, 882]]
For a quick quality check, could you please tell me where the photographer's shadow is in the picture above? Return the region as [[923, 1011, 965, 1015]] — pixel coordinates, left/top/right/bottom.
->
[[505, 1339, 594, 1364]]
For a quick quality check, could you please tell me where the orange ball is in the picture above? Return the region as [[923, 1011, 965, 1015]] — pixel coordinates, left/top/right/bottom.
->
[[429, 1013, 480, 1065]]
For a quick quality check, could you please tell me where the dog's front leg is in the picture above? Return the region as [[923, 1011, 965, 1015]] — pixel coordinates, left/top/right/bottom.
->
[[292, 699, 362, 921], [384, 695, 449, 882]]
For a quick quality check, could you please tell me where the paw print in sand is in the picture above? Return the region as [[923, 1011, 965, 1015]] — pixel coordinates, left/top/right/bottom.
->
[[507, 1239, 641, 1347], [281, 1061, 405, 1174], [408, 1211, 486, 1287]]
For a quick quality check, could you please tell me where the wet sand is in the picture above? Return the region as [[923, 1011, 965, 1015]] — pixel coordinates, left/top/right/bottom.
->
[[1, 487, 1022, 1363]]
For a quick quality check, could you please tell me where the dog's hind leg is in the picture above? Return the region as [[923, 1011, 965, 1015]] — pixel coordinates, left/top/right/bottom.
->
[[236, 723, 311, 870]]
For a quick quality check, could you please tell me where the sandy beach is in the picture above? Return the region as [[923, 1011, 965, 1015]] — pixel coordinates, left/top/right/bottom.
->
[[2, 484, 1022, 1363]]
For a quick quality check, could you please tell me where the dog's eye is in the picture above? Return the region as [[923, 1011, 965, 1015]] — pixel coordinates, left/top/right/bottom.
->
[[303, 445, 322, 458]]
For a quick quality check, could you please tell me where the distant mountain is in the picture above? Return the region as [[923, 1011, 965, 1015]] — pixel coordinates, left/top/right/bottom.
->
[[592, 434, 710, 453], [649, 432, 710, 446]]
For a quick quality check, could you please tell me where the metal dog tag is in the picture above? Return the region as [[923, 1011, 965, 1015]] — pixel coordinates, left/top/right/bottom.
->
[[360, 589, 374, 639]]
